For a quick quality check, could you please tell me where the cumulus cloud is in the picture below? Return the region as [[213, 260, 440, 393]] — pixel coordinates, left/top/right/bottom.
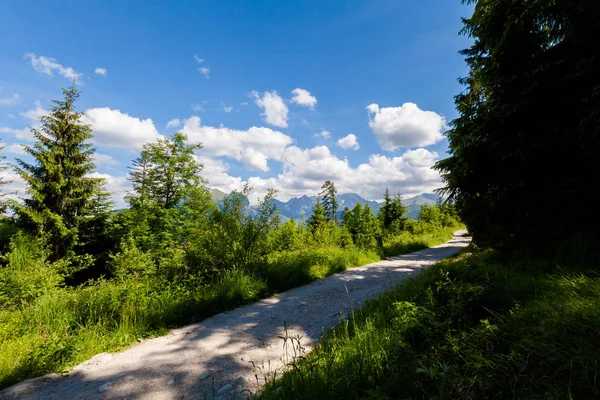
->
[[230, 145, 442, 203], [194, 55, 204, 64], [5, 143, 26, 155], [25, 53, 82, 81], [180, 116, 293, 172], [197, 156, 244, 193], [166, 118, 181, 129], [314, 130, 331, 139], [0, 93, 19, 106], [20, 101, 47, 122], [94, 153, 119, 167], [290, 88, 317, 108], [251, 90, 289, 128], [82, 107, 162, 150], [0, 126, 33, 141], [337, 134, 359, 150], [94, 67, 107, 76], [2, 170, 28, 202], [367, 102, 446, 150]]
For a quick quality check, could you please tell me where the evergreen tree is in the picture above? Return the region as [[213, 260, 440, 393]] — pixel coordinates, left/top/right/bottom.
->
[[379, 188, 407, 234], [308, 197, 327, 234], [435, 0, 600, 250], [0, 140, 12, 212], [13, 85, 109, 260], [319, 180, 338, 222]]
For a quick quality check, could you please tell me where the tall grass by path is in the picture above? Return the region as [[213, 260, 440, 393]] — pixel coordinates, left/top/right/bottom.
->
[[259, 247, 600, 399], [0, 227, 459, 390]]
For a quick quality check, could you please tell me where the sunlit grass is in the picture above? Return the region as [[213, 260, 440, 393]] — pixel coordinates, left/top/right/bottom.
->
[[259, 248, 600, 399], [0, 228, 458, 389]]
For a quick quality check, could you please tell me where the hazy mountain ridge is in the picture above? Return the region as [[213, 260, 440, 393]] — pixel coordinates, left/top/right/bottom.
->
[[209, 188, 440, 220]]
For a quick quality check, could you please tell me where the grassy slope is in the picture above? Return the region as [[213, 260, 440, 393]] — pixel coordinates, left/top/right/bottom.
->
[[259, 248, 600, 399], [0, 226, 458, 390]]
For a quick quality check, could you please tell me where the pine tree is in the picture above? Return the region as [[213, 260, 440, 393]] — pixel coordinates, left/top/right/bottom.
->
[[308, 197, 327, 234], [379, 188, 406, 235], [435, 0, 600, 249], [319, 180, 338, 222], [13, 85, 109, 260], [0, 139, 12, 212]]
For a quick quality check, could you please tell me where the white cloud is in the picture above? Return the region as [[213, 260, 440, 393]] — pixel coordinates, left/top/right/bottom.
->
[[2, 170, 28, 203], [5, 143, 26, 155], [82, 107, 162, 150], [199, 67, 210, 78], [337, 134, 360, 150], [290, 88, 317, 108], [181, 116, 293, 172], [194, 55, 204, 64], [314, 130, 331, 139], [221, 101, 233, 113], [166, 118, 181, 129], [197, 156, 244, 194], [240, 102, 248, 106], [225, 145, 441, 204], [251, 90, 289, 128], [25, 53, 82, 81], [0, 93, 19, 106], [94, 67, 107, 76], [88, 172, 131, 208], [94, 153, 119, 167], [20, 101, 47, 122], [367, 102, 446, 150], [302, 119, 310, 127], [0, 126, 32, 141]]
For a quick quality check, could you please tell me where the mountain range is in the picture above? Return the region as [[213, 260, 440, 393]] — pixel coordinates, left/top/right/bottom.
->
[[209, 189, 440, 220]]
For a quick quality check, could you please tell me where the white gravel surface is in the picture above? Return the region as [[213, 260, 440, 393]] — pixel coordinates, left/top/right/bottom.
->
[[1, 230, 470, 400]]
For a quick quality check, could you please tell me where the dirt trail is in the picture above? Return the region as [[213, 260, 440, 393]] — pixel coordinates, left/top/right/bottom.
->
[[1, 230, 470, 400]]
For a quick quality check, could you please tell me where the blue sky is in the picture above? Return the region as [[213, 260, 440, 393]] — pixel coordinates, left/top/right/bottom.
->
[[0, 1, 473, 205]]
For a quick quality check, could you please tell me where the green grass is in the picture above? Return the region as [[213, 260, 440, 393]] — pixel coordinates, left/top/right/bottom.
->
[[382, 226, 459, 257], [258, 248, 600, 399], [0, 229, 459, 390]]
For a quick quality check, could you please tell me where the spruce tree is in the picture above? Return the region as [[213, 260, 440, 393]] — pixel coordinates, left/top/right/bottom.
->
[[13, 85, 109, 260], [319, 180, 338, 222], [308, 197, 327, 234], [435, 0, 600, 249], [0, 140, 12, 212], [379, 188, 406, 235]]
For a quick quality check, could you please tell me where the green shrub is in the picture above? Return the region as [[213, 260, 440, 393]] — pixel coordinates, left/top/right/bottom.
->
[[0, 233, 63, 310]]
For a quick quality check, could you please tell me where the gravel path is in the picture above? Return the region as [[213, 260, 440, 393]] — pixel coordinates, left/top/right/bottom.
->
[[1, 230, 470, 400]]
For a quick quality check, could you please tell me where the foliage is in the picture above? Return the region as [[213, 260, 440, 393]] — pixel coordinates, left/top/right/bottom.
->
[[11, 86, 111, 262], [0, 217, 458, 387], [342, 202, 381, 250], [0, 233, 63, 310], [435, 0, 600, 251], [260, 248, 600, 399], [379, 188, 407, 236], [0, 86, 465, 390], [319, 180, 338, 223], [0, 140, 11, 212], [307, 197, 327, 235]]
